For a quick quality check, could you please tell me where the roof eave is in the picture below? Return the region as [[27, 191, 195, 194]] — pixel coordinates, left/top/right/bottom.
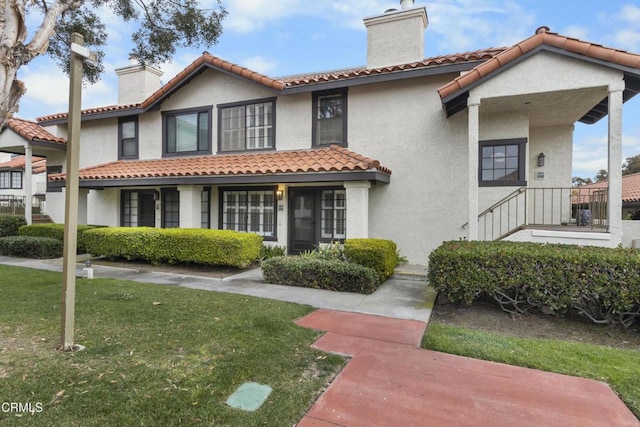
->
[[49, 169, 391, 189]]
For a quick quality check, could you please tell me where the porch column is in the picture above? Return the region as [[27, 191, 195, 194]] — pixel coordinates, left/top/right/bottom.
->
[[77, 188, 88, 225], [467, 99, 480, 240], [178, 185, 202, 228], [24, 145, 32, 224], [607, 81, 624, 242], [344, 181, 370, 238]]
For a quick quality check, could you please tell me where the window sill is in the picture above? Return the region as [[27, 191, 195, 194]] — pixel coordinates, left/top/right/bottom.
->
[[217, 148, 276, 155], [479, 180, 527, 187]]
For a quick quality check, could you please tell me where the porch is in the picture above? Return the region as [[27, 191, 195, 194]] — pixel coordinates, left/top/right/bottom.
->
[[472, 186, 609, 241]]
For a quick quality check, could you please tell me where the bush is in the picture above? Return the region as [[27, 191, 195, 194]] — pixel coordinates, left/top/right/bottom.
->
[[344, 238, 397, 281], [83, 227, 262, 268], [259, 244, 287, 261], [261, 257, 380, 294], [0, 215, 27, 237], [19, 223, 104, 253], [428, 241, 640, 328], [0, 236, 63, 258]]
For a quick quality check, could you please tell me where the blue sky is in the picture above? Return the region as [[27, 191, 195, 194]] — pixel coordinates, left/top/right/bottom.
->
[[16, 0, 640, 179]]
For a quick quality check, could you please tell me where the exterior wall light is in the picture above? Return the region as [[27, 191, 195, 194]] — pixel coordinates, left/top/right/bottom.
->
[[538, 152, 546, 167], [276, 190, 284, 201]]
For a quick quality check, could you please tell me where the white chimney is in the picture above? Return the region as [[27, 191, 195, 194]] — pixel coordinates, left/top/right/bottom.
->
[[114, 55, 163, 105], [363, 1, 428, 69]]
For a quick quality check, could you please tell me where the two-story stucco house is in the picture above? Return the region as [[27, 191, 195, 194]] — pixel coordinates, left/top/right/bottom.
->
[[1, 0, 640, 263]]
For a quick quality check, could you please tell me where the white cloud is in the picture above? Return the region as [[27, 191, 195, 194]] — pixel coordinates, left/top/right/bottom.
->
[[562, 25, 590, 41], [602, 4, 640, 51], [241, 56, 278, 74]]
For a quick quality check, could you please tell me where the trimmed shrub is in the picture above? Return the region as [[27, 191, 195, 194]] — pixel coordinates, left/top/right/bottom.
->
[[83, 227, 262, 268], [344, 238, 397, 281], [428, 241, 640, 328], [0, 215, 27, 237], [0, 236, 63, 259], [18, 223, 104, 253], [261, 256, 380, 294], [259, 244, 287, 261]]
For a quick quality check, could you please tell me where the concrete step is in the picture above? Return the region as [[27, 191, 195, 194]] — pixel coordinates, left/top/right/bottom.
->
[[391, 264, 428, 281], [32, 214, 53, 224]]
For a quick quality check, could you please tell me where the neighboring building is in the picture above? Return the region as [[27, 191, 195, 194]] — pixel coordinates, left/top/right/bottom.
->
[[577, 173, 640, 219], [0, 154, 47, 216], [1, 0, 640, 262]]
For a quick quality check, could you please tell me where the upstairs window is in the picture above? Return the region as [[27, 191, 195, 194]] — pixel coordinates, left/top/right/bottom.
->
[[118, 116, 138, 159], [479, 138, 527, 187], [313, 89, 347, 146], [163, 107, 212, 156], [219, 98, 275, 152]]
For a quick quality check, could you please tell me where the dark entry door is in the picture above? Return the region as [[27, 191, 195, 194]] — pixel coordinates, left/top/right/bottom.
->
[[289, 190, 316, 253], [138, 193, 156, 227]]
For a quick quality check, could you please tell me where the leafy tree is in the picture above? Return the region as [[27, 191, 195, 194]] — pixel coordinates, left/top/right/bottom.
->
[[572, 176, 593, 187], [0, 0, 226, 129], [594, 169, 608, 182], [622, 154, 640, 175]]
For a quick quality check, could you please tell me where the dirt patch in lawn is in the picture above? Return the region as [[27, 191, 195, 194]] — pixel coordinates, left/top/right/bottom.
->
[[431, 297, 640, 350], [87, 257, 257, 279]]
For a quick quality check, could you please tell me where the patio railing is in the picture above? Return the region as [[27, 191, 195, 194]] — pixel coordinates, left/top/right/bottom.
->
[[472, 187, 608, 241], [0, 195, 45, 215]]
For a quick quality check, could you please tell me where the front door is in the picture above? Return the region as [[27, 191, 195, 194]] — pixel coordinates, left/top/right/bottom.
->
[[138, 193, 156, 227], [289, 189, 316, 253]]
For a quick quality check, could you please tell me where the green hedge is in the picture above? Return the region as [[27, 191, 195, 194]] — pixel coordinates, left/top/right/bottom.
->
[[344, 238, 397, 281], [261, 257, 380, 294], [19, 223, 104, 254], [0, 236, 63, 258], [0, 215, 27, 237], [83, 227, 262, 268], [428, 241, 640, 328]]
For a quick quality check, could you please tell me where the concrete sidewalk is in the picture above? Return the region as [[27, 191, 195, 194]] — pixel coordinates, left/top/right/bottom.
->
[[0, 256, 435, 322]]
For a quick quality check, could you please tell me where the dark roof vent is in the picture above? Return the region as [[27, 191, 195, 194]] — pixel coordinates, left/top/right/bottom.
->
[[535, 26, 550, 35], [384, 8, 398, 13]]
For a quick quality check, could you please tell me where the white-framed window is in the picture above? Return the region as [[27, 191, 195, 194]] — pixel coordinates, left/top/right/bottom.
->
[[221, 189, 276, 238], [219, 98, 275, 152], [321, 189, 346, 240]]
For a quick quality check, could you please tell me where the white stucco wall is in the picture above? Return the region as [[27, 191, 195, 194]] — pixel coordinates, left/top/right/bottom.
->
[[87, 188, 119, 226], [621, 221, 640, 248]]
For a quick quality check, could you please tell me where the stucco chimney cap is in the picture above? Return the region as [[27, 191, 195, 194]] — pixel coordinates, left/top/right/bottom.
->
[[400, 0, 415, 9]]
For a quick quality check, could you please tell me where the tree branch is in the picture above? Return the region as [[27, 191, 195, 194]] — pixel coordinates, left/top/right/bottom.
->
[[26, 0, 83, 61]]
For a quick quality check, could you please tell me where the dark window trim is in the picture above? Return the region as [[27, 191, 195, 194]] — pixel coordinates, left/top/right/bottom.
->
[[218, 185, 278, 241], [312, 88, 348, 147], [161, 187, 180, 228], [0, 170, 23, 189], [120, 189, 156, 227], [46, 166, 63, 192], [201, 186, 211, 229], [478, 138, 527, 187], [118, 116, 139, 160], [217, 97, 277, 154], [162, 106, 213, 157]]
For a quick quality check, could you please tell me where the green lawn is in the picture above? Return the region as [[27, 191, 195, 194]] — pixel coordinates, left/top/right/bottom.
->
[[0, 265, 344, 426], [422, 322, 640, 418]]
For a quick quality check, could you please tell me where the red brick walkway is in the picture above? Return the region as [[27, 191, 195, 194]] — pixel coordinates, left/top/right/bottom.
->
[[296, 309, 640, 427]]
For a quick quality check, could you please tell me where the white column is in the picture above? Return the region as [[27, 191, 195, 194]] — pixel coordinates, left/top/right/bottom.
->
[[77, 188, 88, 225], [24, 145, 32, 224], [467, 99, 480, 240], [178, 185, 202, 228], [607, 81, 624, 243], [344, 181, 371, 238]]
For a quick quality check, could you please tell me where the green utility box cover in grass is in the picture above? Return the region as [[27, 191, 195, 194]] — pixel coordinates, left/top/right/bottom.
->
[[226, 382, 272, 411]]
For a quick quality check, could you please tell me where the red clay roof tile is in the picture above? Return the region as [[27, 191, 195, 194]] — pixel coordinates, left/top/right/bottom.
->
[[6, 118, 66, 144], [0, 155, 46, 173], [578, 173, 640, 204], [438, 28, 640, 100], [36, 104, 139, 123], [49, 145, 391, 182]]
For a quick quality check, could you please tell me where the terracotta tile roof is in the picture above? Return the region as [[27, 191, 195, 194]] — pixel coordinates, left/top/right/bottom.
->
[[6, 117, 66, 144], [577, 173, 640, 203], [0, 155, 47, 173], [49, 145, 391, 181], [279, 48, 505, 87], [36, 104, 140, 123], [141, 54, 286, 110], [37, 48, 505, 123], [438, 27, 640, 100]]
